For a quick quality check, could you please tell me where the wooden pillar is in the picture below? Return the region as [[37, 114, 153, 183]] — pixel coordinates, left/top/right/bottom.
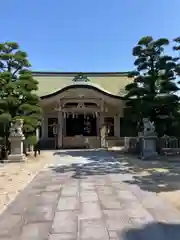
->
[[114, 114, 120, 138], [96, 112, 100, 137], [57, 101, 63, 149], [41, 113, 45, 138], [100, 100, 106, 148], [100, 113, 106, 148], [57, 111, 62, 148]]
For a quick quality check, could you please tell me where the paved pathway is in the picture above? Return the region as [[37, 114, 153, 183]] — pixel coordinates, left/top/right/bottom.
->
[[0, 149, 180, 239]]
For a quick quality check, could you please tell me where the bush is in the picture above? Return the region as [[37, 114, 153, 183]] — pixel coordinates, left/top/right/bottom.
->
[[26, 135, 37, 146]]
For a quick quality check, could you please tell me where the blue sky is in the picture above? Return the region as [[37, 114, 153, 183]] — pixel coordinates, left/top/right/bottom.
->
[[1, 0, 180, 72]]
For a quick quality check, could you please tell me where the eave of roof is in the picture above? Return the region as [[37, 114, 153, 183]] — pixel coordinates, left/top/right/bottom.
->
[[40, 84, 125, 100], [32, 71, 130, 77]]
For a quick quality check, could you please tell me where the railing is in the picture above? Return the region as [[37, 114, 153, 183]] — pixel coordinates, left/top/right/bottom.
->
[[124, 136, 180, 156], [158, 136, 180, 155]]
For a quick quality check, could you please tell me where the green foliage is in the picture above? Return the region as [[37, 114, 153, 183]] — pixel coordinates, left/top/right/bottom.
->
[[0, 41, 42, 137], [124, 36, 180, 136], [25, 135, 37, 145]]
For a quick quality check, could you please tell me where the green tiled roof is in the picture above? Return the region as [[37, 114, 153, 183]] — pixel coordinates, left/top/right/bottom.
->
[[33, 72, 133, 97]]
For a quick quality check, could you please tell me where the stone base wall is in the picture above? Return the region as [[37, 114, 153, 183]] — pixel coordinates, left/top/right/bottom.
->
[[106, 137, 124, 148], [62, 136, 100, 149]]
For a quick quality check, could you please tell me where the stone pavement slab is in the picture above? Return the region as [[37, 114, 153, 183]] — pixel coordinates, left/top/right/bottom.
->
[[0, 149, 180, 239], [0, 151, 54, 214]]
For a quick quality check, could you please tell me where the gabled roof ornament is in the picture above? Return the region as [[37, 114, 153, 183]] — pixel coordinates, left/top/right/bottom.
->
[[72, 73, 90, 82]]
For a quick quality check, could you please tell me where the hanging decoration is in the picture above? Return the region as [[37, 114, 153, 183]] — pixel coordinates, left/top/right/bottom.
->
[[84, 115, 91, 134]]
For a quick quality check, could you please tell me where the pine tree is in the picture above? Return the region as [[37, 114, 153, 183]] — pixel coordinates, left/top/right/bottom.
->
[[0, 42, 41, 141], [124, 36, 180, 136]]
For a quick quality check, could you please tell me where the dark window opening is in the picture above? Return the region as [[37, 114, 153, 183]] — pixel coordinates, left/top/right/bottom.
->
[[85, 103, 98, 107], [64, 103, 78, 108], [66, 114, 97, 136]]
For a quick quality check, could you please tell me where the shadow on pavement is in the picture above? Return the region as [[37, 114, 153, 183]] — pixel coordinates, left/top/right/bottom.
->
[[121, 222, 180, 240], [111, 150, 180, 193], [51, 149, 180, 194], [51, 149, 125, 179]]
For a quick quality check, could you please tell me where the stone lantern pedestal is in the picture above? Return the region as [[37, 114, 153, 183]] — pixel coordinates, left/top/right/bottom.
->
[[8, 119, 27, 162], [8, 136, 26, 162], [139, 134, 158, 160]]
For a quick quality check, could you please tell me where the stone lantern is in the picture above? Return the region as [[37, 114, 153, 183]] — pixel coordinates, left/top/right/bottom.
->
[[8, 119, 26, 162]]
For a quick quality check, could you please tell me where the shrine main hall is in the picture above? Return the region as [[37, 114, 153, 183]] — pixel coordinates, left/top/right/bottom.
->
[[33, 71, 134, 149]]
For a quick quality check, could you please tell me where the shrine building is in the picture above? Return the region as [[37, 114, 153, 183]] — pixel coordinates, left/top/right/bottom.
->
[[33, 72, 134, 149]]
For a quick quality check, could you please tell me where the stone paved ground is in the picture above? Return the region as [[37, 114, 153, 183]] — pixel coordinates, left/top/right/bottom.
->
[[0, 151, 53, 214], [0, 149, 180, 239], [110, 149, 180, 211]]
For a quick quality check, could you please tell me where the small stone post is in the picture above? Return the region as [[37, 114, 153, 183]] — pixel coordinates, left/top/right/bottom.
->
[[8, 119, 26, 162]]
